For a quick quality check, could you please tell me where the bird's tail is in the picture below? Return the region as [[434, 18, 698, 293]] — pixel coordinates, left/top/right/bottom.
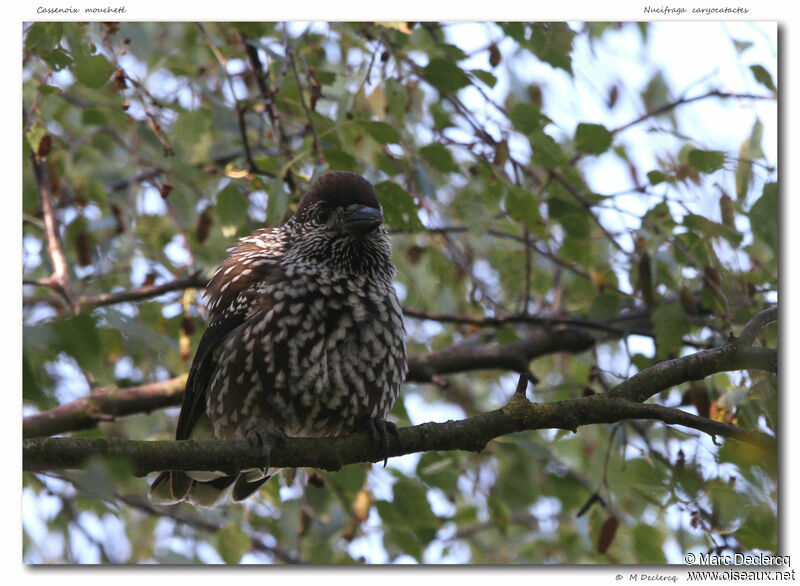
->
[[149, 469, 272, 507]]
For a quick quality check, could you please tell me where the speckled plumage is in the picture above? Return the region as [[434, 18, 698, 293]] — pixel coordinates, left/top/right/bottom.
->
[[150, 172, 407, 506]]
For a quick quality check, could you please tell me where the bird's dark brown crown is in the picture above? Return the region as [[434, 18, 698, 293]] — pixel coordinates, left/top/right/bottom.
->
[[293, 172, 381, 222]]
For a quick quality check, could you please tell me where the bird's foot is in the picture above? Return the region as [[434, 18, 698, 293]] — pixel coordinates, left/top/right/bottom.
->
[[244, 423, 287, 473], [362, 417, 399, 467]]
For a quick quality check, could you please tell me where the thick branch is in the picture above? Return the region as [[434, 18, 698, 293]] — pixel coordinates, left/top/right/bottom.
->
[[23, 377, 187, 439], [22, 394, 775, 475], [609, 306, 778, 403], [23, 328, 594, 437], [609, 346, 776, 403], [737, 305, 778, 347], [408, 327, 595, 381]]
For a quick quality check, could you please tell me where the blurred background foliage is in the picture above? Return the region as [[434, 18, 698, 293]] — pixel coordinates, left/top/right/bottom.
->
[[22, 21, 777, 564]]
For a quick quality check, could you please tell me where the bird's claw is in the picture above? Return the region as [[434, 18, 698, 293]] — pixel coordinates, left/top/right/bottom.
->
[[364, 417, 398, 467], [244, 424, 287, 473]]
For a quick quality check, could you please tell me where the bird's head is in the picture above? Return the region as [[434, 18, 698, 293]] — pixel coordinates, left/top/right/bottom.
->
[[284, 172, 394, 278]]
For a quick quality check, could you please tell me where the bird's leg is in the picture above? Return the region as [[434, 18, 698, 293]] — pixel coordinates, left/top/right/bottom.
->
[[362, 416, 399, 467], [243, 422, 287, 473]]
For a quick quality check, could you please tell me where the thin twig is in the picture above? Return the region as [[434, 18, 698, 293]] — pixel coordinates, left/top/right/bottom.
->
[[285, 27, 323, 164], [78, 270, 207, 309], [31, 154, 78, 313], [243, 34, 297, 192], [612, 90, 775, 135]]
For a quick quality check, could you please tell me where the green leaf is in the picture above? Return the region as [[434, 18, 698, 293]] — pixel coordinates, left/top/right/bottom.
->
[[589, 293, 621, 320], [505, 186, 541, 229], [231, 22, 269, 37], [419, 144, 459, 174], [216, 184, 249, 233], [641, 71, 673, 120], [384, 528, 423, 562], [735, 119, 764, 200], [528, 23, 575, 73], [322, 148, 358, 171], [631, 353, 653, 372], [632, 525, 666, 563], [734, 508, 778, 552], [315, 70, 336, 86], [358, 120, 401, 144], [510, 103, 546, 135], [42, 49, 73, 71], [375, 499, 404, 527], [530, 129, 565, 167], [683, 214, 742, 246], [548, 194, 590, 239], [608, 457, 669, 496], [25, 22, 63, 53], [23, 350, 54, 409], [749, 182, 777, 255], [252, 156, 279, 177], [25, 313, 106, 381], [416, 452, 459, 492], [487, 496, 511, 536], [384, 78, 409, 121], [172, 107, 213, 164], [647, 170, 665, 185], [327, 464, 368, 504], [25, 124, 47, 154], [374, 181, 420, 229], [687, 149, 725, 173], [652, 302, 691, 358], [391, 477, 440, 531], [470, 69, 497, 88], [643, 200, 677, 232], [215, 523, 251, 564], [500, 22, 526, 44], [72, 54, 115, 89], [82, 108, 107, 126], [750, 65, 777, 93], [422, 57, 471, 93], [574, 123, 613, 155]]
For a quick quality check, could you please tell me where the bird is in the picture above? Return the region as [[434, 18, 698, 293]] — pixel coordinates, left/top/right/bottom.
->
[[149, 171, 407, 506]]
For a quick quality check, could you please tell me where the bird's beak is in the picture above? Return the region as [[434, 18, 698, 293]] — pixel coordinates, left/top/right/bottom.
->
[[342, 205, 383, 234]]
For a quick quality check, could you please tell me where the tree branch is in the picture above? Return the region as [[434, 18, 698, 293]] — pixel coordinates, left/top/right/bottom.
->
[[25, 305, 777, 439], [79, 271, 208, 309], [23, 376, 187, 439], [407, 327, 594, 382], [22, 394, 775, 476], [50, 472, 300, 563], [285, 31, 323, 164], [737, 305, 778, 347], [611, 90, 775, 135], [243, 34, 297, 192], [609, 306, 778, 403], [24, 328, 594, 438], [31, 154, 78, 313], [23, 308, 778, 481]]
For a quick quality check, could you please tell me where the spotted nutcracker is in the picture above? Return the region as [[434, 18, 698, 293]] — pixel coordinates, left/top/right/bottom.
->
[[149, 172, 407, 506]]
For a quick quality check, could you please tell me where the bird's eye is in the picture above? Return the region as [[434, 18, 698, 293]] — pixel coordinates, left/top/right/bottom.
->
[[314, 207, 330, 224]]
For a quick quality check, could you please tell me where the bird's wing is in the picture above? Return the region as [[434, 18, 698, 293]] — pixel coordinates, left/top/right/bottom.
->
[[175, 229, 285, 441], [174, 310, 247, 440]]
